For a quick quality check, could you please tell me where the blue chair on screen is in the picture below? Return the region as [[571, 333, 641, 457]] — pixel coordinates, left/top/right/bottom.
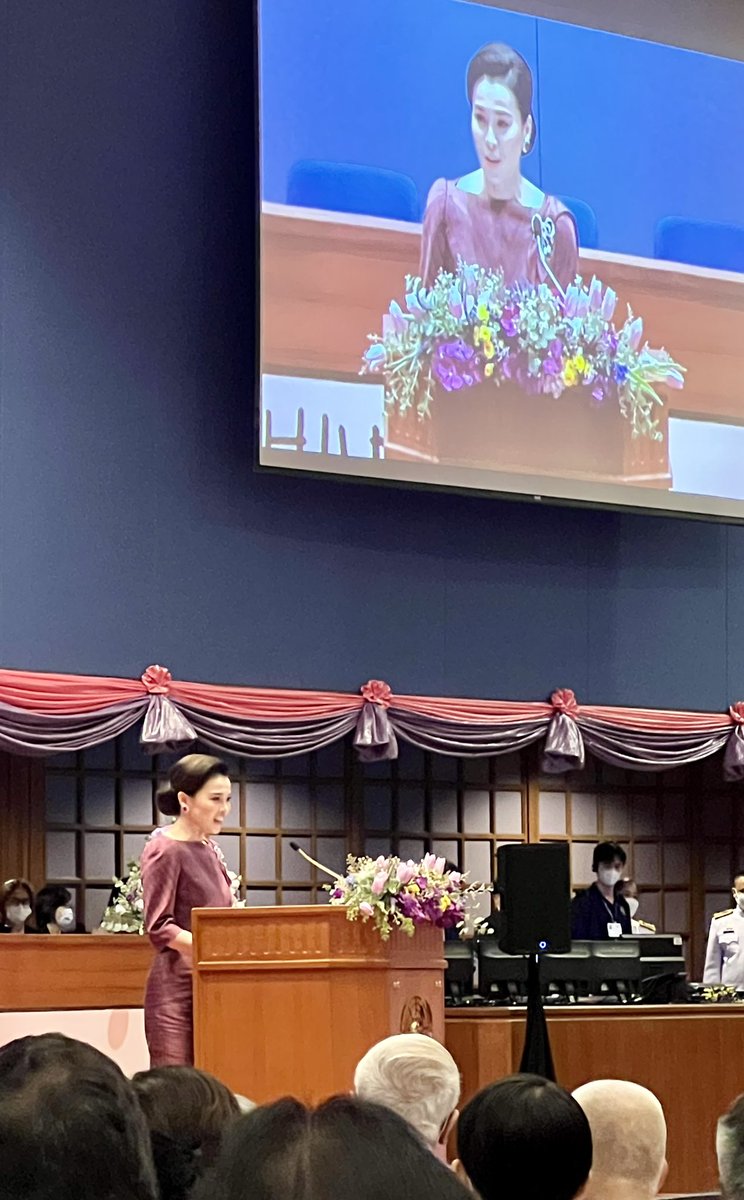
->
[[655, 216, 744, 273], [557, 195, 598, 250], [286, 159, 421, 222]]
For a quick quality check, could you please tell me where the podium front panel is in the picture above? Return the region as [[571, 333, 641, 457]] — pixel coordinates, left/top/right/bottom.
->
[[192, 906, 445, 1103]]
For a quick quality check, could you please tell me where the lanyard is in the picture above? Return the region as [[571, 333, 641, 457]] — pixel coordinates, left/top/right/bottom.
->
[[600, 894, 619, 922]]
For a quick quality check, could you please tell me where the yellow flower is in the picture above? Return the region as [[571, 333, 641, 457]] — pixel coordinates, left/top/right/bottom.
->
[[574, 353, 587, 375], [563, 362, 579, 387], [473, 326, 482, 346], [407, 882, 420, 895], [483, 340, 495, 361], [476, 303, 489, 322], [440, 894, 452, 911], [485, 362, 494, 378]]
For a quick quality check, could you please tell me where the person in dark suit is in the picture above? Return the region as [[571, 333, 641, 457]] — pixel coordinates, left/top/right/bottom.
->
[[570, 842, 631, 941]]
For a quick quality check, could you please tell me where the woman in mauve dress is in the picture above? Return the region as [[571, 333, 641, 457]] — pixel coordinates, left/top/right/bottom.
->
[[420, 42, 578, 292], [141, 754, 234, 1067]]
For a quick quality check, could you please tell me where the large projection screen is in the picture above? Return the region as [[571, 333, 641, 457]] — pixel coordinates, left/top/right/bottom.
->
[[258, 0, 744, 521]]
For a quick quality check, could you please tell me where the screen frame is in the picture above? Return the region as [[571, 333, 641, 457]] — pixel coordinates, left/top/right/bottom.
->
[[253, 0, 744, 527]]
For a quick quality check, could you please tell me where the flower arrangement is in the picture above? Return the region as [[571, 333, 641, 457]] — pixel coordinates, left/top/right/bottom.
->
[[100, 832, 244, 934], [326, 852, 490, 940], [362, 261, 685, 441]]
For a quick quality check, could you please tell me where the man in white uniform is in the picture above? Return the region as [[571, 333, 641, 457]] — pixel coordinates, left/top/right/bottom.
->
[[704, 872, 744, 985]]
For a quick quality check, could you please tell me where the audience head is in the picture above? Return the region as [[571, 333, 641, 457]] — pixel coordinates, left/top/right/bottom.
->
[[573, 1079, 667, 1198], [192, 1094, 470, 1200], [0, 1032, 157, 1200], [0, 879, 34, 930], [456, 1073, 592, 1200], [621, 878, 639, 917], [354, 1033, 460, 1148], [133, 1065, 240, 1200], [731, 873, 744, 913], [34, 885, 75, 933], [717, 1091, 744, 1200]]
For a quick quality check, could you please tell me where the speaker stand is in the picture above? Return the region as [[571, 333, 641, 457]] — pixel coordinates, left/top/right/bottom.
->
[[518, 953, 556, 1081]]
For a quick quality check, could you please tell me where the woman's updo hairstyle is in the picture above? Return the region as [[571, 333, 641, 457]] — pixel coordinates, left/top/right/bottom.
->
[[466, 42, 536, 153], [156, 754, 230, 818]]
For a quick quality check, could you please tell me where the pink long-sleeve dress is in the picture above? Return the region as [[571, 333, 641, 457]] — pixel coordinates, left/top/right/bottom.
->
[[419, 178, 579, 290], [141, 834, 233, 1066]]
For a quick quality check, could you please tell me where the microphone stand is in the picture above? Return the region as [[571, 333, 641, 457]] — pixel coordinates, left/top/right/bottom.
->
[[519, 950, 556, 1081]]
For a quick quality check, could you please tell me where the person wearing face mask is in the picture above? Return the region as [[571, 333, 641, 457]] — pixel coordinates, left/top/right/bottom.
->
[[33, 885, 84, 934], [141, 754, 235, 1068], [570, 842, 632, 941], [0, 879, 35, 934], [703, 873, 744, 985], [621, 878, 656, 936]]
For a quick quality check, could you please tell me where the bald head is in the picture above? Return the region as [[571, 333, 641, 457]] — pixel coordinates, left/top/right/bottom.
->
[[572, 1080, 667, 1197]]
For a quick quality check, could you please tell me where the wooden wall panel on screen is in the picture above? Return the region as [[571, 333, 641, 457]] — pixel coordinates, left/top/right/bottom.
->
[[0, 751, 45, 891]]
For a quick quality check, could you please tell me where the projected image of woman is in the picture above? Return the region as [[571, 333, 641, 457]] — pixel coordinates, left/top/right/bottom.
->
[[420, 43, 578, 291]]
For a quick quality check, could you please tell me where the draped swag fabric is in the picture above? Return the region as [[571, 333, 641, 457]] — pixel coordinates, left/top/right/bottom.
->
[[0, 666, 743, 781]]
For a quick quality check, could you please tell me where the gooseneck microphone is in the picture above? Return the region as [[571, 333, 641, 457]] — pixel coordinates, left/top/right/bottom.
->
[[289, 841, 343, 881], [531, 212, 565, 298]]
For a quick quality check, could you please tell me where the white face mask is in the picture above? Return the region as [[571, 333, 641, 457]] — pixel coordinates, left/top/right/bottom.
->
[[626, 897, 640, 918], [734, 892, 744, 911], [54, 906, 75, 931], [598, 866, 622, 887], [6, 903, 31, 926]]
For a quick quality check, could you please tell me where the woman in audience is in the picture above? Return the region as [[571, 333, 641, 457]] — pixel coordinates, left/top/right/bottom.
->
[[132, 1064, 241, 1200], [33, 884, 84, 933], [455, 1073, 592, 1200], [0, 878, 34, 933], [0, 1032, 158, 1200], [192, 1095, 471, 1200], [141, 754, 234, 1066]]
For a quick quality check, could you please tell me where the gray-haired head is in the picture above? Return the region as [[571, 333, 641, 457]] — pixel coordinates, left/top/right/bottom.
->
[[718, 1093, 744, 1200], [354, 1033, 460, 1148]]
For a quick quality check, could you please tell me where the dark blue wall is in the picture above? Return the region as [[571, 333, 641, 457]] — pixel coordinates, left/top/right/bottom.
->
[[0, 1, 741, 712]]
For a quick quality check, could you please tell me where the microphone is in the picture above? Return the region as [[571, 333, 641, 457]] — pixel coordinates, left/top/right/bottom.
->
[[289, 841, 343, 881], [531, 213, 565, 298]]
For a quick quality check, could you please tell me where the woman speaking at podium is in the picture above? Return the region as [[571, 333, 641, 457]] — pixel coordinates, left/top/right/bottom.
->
[[141, 754, 234, 1067], [419, 42, 578, 291]]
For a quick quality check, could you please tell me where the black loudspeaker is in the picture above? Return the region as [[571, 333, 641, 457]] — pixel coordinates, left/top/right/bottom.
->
[[496, 843, 571, 955]]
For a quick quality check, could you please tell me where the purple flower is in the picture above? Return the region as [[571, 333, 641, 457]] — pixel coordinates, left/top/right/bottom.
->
[[543, 356, 561, 377], [614, 363, 629, 384], [589, 276, 603, 312], [563, 285, 580, 318], [600, 287, 617, 321], [448, 285, 464, 319], [371, 870, 388, 896], [363, 343, 386, 371], [388, 299, 406, 334], [591, 383, 607, 403], [576, 290, 590, 319], [500, 303, 519, 338], [433, 340, 481, 392], [627, 317, 644, 350], [359, 902, 374, 916]]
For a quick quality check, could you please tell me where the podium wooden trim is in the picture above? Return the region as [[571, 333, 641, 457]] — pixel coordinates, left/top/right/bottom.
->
[[192, 905, 445, 1104]]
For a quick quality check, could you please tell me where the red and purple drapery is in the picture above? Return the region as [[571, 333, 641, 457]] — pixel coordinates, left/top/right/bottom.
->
[[0, 666, 743, 780]]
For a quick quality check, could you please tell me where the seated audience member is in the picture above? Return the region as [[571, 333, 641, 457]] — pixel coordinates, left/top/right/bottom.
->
[[0, 1032, 158, 1200], [572, 1079, 667, 1200], [0, 879, 35, 933], [571, 841, 632, 940], [33, 884, 84, 933], [455, 1073, 592, 1200], [717, 1091, 744, 1200], [354, 1033, 460, 1154], [621, 879, 657, 935], [133, 1064, 241, 1200], [191, 1095, 470, 1200]]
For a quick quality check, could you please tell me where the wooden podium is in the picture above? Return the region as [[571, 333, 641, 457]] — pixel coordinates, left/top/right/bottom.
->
[[191, 905, 445, 1104]]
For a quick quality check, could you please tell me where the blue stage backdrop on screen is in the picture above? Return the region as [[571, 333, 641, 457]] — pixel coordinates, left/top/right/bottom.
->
[[260, 0, 540, 219], [260, 0, 744, 259]]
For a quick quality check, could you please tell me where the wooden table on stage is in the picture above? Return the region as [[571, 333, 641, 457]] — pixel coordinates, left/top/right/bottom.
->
[[262, 203, 744, 484], [445, 1004, 744, 1195]]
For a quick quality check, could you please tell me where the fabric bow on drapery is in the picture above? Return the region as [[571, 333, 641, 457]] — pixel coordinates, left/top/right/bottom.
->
[[0, 665, 741, 779]]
